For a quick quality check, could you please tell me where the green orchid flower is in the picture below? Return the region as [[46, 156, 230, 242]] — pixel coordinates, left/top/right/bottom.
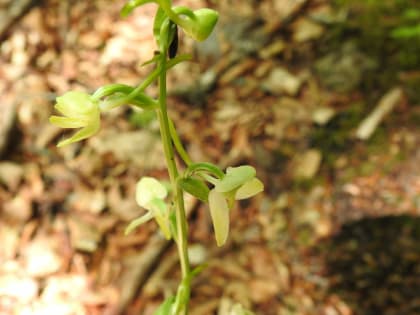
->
[[209, 166, 264, 246], [49, 91, 100, 147], [125, 177, 172, 239]]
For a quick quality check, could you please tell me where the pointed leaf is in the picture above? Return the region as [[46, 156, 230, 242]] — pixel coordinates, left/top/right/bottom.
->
[[140, 54, 161, 67], [153, 296, 175, 315], [179, 177, 209, 202], [190, 264, 207, 277], [166, 53, 192, 68]]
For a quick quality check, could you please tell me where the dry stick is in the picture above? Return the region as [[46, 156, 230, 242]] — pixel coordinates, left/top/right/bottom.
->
[[114, 234, 170, 315], [355, 88, 403, 140]]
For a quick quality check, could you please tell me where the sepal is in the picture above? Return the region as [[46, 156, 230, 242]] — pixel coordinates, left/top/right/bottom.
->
[[215, 166, 256, 193]]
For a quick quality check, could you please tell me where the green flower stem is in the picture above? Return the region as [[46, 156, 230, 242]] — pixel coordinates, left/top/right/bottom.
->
[[128, 53, 191, 100], [157, 53, 191, 314], [159, 3, 189, 29], [96, 54, 191, 110], [169, 117, 192, 166], [185, 162, 224, 179]]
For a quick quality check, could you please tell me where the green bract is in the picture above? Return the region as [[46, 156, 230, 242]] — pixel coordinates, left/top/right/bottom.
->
[[49, 91, 100, 147], [125, 177, 172, 239], [208, 166, 264, 246], [178, 177, 209, 202]]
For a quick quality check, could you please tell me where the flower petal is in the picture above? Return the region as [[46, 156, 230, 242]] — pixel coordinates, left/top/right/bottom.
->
[[56, 122, 99, 147], [215, 165, 256, 193], [49, 116, 87, 128], [235, 178, 264, 200], [208, 189, 230, 246], [55, 91, 96, 116]]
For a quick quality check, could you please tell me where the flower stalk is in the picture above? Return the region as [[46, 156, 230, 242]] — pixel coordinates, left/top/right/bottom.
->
[[49, 2, 262, 314], [156, 53, 191, 312]]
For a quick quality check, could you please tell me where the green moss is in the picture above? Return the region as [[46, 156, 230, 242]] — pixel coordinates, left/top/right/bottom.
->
[[328, 0, 420, 94]]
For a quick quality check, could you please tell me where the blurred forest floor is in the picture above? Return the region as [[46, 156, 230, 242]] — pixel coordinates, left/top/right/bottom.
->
[[0, 0, 419, 314]]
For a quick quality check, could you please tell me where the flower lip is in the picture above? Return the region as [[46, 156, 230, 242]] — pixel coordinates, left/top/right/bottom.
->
[[235, 178, 264, 200], [207, 166, 264, 247], [208, 189, 230, 246]]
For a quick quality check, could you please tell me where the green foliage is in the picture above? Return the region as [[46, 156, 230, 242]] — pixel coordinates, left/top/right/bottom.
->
[[329, 0, 420, 101]]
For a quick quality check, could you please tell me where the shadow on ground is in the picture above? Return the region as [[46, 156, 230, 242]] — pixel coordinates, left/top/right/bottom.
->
[[320, 215, 420, 315]]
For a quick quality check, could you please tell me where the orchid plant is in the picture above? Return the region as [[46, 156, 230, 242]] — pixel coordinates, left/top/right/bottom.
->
[[49, 1, 263, 314]]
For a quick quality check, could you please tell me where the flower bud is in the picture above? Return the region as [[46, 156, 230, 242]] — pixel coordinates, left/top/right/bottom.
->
[[135, 177, 172, 239], [179, 8, 218, 42], [136, 177, 168, 208]]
